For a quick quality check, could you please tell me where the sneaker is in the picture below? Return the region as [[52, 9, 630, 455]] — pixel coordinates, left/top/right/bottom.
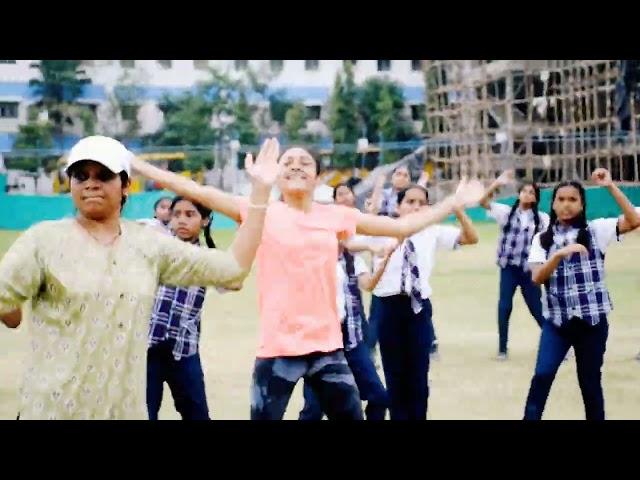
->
[[496, 352, 508, 361]]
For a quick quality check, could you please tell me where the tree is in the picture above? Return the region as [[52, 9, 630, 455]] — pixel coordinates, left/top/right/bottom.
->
[[9, 121, 56, 172], [283, 103, 307, 143], [147, 67, 269, 172], [28, 60, 95, 143], [149, 92, 217, 172], [101, 70, 144, 141], [233, 93, 259, 145], [197, 66, 267, 143], [327, 61, 362, 168], [269, 89, 295, 124], [358, 77, 417, 164]]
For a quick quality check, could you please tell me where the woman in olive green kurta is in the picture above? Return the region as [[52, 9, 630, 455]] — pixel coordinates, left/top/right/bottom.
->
[[0, 135, 280, 419]]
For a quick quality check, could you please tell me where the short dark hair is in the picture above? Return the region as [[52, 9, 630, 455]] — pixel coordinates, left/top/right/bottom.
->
[[119, 172, 130, 211], [397, 184, 429, 205], [393, 165, 410, 175], [332, 182, 354, 200], [154, 196, 173, 211]]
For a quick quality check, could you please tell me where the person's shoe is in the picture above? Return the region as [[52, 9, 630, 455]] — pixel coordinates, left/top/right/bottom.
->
[[496, 352, 508, 361]]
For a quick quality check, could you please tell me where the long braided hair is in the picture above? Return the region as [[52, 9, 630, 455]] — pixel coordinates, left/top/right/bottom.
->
[[539, 181, 590, 252]]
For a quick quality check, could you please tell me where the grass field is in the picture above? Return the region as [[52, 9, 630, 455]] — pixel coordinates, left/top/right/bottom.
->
[[1, 224, 639, 420]]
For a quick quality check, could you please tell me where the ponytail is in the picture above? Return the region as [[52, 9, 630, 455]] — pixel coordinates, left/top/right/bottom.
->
[[501, 200, 520, 237], [203, 218, 216, 249], [532, 203, 541, 234]]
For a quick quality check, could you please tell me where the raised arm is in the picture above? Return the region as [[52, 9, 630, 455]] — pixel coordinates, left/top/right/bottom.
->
[[229, 139, 279, 271], [131, 157, 243, 222], [356, 178, 485, 238], [417, 171, 430, 188], [591, 168, 640, 234], [158, 138, 280, 286], [454, 206, 479, 245], [369, 173, 387, 215], [479, 170, 514, 210]]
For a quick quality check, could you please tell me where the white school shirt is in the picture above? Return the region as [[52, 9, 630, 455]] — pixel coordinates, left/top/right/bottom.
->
[[528, 217, 621, 264], [137, 218, 172, 235], [335, 254, 369, 322], [371, 224, 461, 300], [487, 202, 550, 231]]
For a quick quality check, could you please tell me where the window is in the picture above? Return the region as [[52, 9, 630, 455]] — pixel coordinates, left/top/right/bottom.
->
[[157, 60, 172, 69], [235, 60, 248, 71], [0, 60, 17, 64], [194, 60, 209, 70], [270, 60, 284, 73], [305, 105, 321, 120], [121, 104, 137, 121], [410, 104, 425, 121], [411, 60, 422, 71], [305, 60, 320, 71], [0, 102, 19, 118], [120, 60, 135, 68], [377, 60, 391, 71]]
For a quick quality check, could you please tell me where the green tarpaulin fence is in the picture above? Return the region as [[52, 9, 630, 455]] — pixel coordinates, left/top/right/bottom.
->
[[1, 174, 639, 231]]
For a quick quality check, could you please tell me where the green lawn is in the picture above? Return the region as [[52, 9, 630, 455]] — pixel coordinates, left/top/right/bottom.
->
[[1, 224, 639, 420]]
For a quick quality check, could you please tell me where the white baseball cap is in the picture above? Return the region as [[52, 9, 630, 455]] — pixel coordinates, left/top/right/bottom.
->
[[65, 135, 133, 176]]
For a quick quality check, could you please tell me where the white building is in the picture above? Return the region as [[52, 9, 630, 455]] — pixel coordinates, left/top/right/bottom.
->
[[0, 60, 426, 150]]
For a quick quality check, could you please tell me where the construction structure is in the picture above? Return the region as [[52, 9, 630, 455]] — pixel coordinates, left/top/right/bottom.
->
[[421, 60, 640, 198]]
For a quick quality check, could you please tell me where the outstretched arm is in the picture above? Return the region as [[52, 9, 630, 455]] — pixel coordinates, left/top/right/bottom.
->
[[369, 173, 386, 215], [132, 158, 244, 222], [356, 178, 485, 238], [158, 139, 281, 286]]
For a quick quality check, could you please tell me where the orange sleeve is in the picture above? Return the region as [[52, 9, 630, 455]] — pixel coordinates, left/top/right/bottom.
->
[[334, 205, 361, 241]]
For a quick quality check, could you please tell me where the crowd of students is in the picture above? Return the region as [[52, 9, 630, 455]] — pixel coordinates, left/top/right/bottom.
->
[[0, 134, 638, 420]]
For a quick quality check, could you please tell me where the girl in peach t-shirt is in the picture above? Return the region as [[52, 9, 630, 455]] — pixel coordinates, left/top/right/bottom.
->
[[133, 144, 485, 420]]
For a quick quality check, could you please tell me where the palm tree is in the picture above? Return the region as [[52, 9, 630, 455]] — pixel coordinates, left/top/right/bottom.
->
[[29, 60, 93, 146]]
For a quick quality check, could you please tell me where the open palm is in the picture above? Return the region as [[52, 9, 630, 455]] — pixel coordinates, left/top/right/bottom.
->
[[245, 137, 280, 188], [455, 177, 485, 208], [495, 169, 515, 187]]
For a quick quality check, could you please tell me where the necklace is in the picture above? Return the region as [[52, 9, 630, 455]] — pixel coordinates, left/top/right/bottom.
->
[[76, 220, 122, 246]]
